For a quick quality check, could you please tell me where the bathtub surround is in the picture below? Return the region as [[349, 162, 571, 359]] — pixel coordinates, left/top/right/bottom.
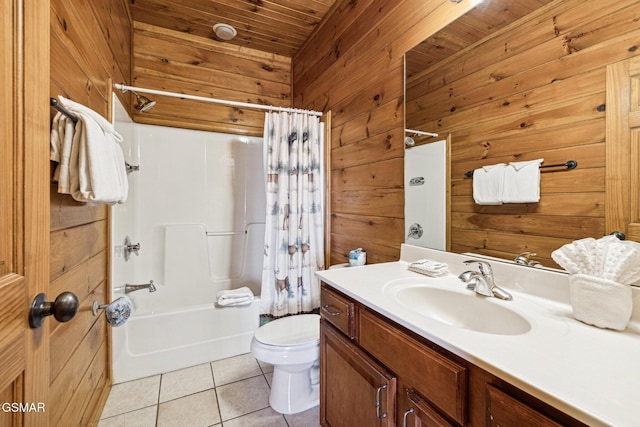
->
[[111, 97, 264, 383], [261, 112, 325, 318]]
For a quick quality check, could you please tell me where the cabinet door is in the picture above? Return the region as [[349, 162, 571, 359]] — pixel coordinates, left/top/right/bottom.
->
[[321, 320, 396, 427], [400, 388, 454, 427]]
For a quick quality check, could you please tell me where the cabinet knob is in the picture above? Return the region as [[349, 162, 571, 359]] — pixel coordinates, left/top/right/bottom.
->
[[29, 292, 79, 329]]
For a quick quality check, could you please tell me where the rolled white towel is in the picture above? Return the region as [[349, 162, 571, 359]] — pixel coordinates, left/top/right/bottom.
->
[[216, 286, 254, 306], [569, 274, 632, 331]]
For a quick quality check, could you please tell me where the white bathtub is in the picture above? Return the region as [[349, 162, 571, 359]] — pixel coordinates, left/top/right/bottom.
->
[[110, 289, 259, 384], [110, 102, 265, 384]]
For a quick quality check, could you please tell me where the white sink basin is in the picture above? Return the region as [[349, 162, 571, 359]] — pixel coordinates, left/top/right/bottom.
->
[[384, 279, 531, 335]]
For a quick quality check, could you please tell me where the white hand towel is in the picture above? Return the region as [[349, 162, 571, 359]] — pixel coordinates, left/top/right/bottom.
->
[[472, 163, 506, 205], [216, 287, 254, 306], [408, 259, 449, 277], [569, 274, 632, 331], [502, 159, 543, 203], [51, 96, 129, 204]]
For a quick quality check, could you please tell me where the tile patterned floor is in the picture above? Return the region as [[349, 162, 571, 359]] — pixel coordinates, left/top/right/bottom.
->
[[98, 353, 319, 427]]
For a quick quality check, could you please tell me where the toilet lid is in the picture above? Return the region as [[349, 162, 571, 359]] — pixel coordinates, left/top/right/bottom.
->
[[255, 314, 320, 346]]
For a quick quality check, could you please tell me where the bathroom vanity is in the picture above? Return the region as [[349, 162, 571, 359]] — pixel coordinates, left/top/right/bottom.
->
[[316, 244, 640, 427]]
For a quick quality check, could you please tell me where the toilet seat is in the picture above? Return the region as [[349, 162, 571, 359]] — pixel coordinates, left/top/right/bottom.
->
[[254, 314, 319, 346]]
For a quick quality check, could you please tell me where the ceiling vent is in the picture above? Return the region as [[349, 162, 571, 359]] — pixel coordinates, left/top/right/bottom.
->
[[213, 23, 237, 41]]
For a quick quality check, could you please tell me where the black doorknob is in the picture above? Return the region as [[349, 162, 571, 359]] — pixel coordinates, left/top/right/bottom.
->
[[28, 291, 79, 329]]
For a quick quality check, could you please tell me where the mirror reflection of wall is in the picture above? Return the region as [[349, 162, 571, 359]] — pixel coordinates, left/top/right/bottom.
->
[[404, 0, 639, 268]]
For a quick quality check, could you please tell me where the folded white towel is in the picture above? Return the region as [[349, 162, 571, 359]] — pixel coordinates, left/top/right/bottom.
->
[[569, 274, 632, 331], [472, 163, 506, 205], [217, 287, 254, 306], [408, 259, 449, 277], [502, 159, 543, 203], [50, 112, 76, 194], [50, 96, 129, 204]]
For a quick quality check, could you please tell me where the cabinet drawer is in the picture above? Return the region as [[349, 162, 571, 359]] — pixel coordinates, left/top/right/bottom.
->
[[358, 309, 467, 425], [320, 285, 356, 339], [487, 384, 562, 427]]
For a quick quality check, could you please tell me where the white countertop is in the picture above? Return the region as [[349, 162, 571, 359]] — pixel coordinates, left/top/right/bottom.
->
[[316, 244, 640, 427]]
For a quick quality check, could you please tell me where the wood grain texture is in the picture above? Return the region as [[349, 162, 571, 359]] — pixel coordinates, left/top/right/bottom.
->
[[129, 0, 337, 57], [49, 0, 131, 424], [132, 21, 292, 135], [295, 0, 640, 263], [294, 0, 477, 264]]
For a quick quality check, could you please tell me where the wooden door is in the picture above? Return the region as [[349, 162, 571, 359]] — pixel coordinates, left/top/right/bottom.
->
[[606, 56, 640, 241], [320, 321, 396, 427], [0, 1, 50, 426]]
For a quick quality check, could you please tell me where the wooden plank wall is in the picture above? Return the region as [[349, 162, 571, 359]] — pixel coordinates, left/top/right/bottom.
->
[[293, 0, 477, 265], [294, 0, 640, 267], [49, 0, 131, 425], [131, 21, 292, 136]]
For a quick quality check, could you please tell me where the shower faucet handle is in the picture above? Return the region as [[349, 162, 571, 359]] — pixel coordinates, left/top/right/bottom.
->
[[123, 236, 141, 261], [127, 243, 141, 255]]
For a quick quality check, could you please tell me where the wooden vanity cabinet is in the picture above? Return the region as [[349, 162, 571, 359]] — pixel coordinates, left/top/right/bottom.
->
[[319, 283, 585, 427]]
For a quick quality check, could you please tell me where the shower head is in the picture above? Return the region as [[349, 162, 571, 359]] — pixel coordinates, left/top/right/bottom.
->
[[404, 136, 415, 147], [133, 91, 156, 112]]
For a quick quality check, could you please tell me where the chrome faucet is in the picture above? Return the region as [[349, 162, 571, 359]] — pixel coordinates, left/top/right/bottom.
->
[[124, 280, 156, 294], [458, 260, 512, 300], [514, 252, 541, 268]]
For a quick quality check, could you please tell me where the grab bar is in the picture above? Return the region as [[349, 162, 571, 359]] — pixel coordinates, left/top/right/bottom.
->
[[206, 231, 244, 236], [205, 222, 266, 237]]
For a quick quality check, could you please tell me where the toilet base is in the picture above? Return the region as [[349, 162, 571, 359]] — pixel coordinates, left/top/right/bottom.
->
[[269, 362, 319, 415]]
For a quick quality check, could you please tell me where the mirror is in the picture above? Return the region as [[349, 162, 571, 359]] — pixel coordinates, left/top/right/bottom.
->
[[404, 0, 552, 258], [403, 0, 630, 270]]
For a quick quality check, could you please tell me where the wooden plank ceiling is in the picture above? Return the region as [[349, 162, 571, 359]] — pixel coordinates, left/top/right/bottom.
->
[[129, 0, 339, 57], [405, 0, 555, 81]]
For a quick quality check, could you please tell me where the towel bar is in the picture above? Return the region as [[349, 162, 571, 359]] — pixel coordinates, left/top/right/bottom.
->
[[464, 160, 577, 178], [50, 97, 78, 124]]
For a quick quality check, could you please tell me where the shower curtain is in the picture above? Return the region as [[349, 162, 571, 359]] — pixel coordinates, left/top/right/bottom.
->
[[261, 111, 324, 318]]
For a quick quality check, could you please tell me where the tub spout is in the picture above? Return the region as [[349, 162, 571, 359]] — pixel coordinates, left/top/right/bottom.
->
[[124, 280, 156, 294]]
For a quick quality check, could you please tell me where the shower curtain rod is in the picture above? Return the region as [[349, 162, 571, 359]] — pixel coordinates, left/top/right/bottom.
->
[[113, 83, 323, 117], [405, 128, 439, 138]]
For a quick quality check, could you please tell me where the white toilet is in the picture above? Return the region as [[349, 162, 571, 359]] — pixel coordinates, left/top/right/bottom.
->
[[250, 313, 320, 414]]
